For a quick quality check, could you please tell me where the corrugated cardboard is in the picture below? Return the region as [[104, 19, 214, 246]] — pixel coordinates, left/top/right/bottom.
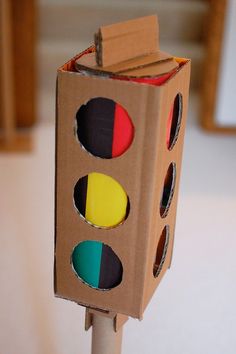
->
[[55, 16, 191, 319], [95, 15, 158, 67], [85, 308, 128, 332], [75, 51, 178, 77]]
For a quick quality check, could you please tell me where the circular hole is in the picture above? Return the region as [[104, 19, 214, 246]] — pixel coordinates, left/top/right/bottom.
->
[[73, 172, 129, 228], [166, 93, 183, 150], [160, 163, 176, 218], [153, 225, 170, 278], [75, 97, 134, 158], [71, 240, 123, 290]]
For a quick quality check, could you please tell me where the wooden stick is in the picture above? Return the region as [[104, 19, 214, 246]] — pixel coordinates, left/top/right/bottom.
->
[[91, 314, 123, 354], [0, 0, 16, 143]]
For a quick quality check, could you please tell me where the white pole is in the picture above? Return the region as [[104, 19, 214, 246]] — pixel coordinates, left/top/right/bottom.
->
[[91, 314, 123, 354]]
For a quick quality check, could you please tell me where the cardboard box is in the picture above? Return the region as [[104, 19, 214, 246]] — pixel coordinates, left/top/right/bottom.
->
[[55, 16, 190, 319]]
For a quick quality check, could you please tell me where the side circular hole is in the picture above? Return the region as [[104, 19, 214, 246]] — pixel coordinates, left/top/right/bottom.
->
[[160, 162, 176, 218], [71, 240, 123, 290], [153, 225, 170, 278], [73, 172, 129, 228], [75, 97, 134, 158], [166, 93, 183, 150]]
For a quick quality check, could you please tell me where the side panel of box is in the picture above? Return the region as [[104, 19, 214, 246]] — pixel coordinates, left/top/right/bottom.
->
[[55, 72, 162, 318], [142, 61, 191, 313]]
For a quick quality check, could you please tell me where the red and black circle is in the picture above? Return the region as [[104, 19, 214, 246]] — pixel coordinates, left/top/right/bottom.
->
[[76, 97, 134, 159]]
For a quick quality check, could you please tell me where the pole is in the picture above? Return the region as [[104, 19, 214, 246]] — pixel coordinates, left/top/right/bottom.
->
[[91, 314, 123, 354]]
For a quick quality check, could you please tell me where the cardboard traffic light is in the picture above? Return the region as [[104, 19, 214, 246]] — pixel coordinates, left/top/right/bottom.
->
[[54, 15, 191, 319]]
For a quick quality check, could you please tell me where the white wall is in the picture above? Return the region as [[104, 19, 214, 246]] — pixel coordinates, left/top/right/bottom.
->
[[216, 0, 236, 126]]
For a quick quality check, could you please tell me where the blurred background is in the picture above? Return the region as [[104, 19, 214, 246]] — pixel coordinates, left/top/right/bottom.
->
[[1, 0, 236, 353]]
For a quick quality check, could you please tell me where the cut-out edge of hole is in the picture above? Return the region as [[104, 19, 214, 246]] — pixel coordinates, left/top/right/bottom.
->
[[160, 162, 177, 218], [72, 177, 130, 230], [168, 93, 183, 151], [71, 241, 123, 291], [153, 225, 170, 278], [73, 197, 130, 230], [74, 98, 135, 159]]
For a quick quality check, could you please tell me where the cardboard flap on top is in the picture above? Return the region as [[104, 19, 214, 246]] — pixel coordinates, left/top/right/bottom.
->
[[95, 15, 159, 67], [76, 15, 179, 78], [75, 50, 178, 78]]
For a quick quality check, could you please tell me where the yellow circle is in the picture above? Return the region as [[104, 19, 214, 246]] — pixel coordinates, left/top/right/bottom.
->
[[74, 172, 129, 228]]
